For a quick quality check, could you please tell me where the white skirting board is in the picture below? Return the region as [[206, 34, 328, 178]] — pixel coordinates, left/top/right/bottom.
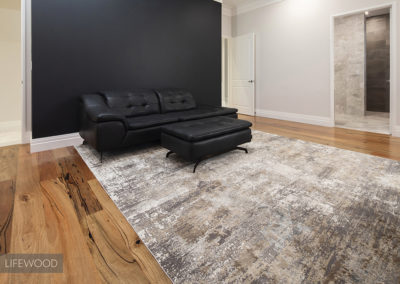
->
[[0, 121, 23, 147], [30, 132, 83, 153], [392, 126, 400, 137], [255, 109, 334, 127]]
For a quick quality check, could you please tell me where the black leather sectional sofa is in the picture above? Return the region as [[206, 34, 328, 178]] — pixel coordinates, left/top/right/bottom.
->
[[79, 89, 238, 152]]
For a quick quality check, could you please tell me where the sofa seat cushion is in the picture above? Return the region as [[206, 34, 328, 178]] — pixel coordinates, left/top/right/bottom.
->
[[126, 113, 180, 130], [177, 105, 237, 121], [161, 117, 252, 142]]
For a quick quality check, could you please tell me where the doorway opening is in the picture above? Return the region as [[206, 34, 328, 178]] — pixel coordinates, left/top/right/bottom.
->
[[0, 0, 23, 146], [333, 5, 395, 134]]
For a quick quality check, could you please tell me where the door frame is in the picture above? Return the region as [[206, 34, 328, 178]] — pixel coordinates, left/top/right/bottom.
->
[[222, 36, 230, 107], [330, 2, 397, 134], [21, 0, 31, 143], [229, 33, 256, 116]]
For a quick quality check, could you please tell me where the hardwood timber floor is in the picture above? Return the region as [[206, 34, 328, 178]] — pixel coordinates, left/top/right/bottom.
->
[[240, 115, 400, 161], [0, 145, 171, 283], [1, 116, 400, 283]]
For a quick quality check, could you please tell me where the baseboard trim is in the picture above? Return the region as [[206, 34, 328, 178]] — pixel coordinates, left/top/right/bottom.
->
[[392, 125, 400, 137], [0, 138, 23, 148], [256, 109, 334, 127], [30, 132, 83, 153], [0, 121, 22, 147]]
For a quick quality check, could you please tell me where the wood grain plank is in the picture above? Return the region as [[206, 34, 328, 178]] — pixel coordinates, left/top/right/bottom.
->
[[240, 115, 400, 161], [0, 180, 15, 255], [9, 146, 55, 283], [57, 156, 103, 216], [0, 145, 19, 284], [37, 150, 59, 182], [55, 153, 170, 283], [67, 146, 96, 180], [9, 145, 101, 283], [40, 179, 104, 284], [88, 179, 171, 284], [52, 147, 74, 160], [0, 145, 19, 182]]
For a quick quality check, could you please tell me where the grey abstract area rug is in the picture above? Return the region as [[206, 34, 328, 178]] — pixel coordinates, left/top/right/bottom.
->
[[76, 131, 400, 283]]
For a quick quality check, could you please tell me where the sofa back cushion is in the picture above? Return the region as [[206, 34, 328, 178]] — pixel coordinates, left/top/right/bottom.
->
[[100, 90, 160, 117], [155, 89, 197, 113]]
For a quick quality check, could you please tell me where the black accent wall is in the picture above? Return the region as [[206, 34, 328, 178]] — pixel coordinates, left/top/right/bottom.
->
[[32, 0, 221, 138]]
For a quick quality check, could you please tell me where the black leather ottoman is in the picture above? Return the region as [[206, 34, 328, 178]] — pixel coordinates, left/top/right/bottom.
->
[[161, 117, 252, 172]]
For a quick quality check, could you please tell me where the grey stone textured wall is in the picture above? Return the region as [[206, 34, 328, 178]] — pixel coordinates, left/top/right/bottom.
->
[[334, 13, 366, 117], [366, 14, 390, 112]]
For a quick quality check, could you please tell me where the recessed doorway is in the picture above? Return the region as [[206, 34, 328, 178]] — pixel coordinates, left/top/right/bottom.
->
[[332, 4, 396, 135]]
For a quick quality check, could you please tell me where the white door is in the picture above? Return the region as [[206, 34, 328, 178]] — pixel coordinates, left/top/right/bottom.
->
[[230, 33, 255, 115]]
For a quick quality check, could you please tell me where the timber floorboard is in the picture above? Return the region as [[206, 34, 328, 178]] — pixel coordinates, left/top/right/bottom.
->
[[0, 116, 400, 283], [0, 145, 170, 283], [240, 115, 400, 161]]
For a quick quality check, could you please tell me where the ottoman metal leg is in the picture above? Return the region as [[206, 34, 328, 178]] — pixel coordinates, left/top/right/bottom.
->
[[193, 159, 203, 173], [193, 147, 248, 173], [235, 146, 248, 154]]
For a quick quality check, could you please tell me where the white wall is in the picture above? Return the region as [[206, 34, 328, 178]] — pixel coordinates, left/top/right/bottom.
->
[[0, 6, 21, 123], [232, 0, 400, 130], [222, 14, 232, 37]]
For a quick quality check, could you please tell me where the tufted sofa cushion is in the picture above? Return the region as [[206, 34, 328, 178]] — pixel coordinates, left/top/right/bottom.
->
[[100, 90, 160, 117], [155, 89, 197, 113]]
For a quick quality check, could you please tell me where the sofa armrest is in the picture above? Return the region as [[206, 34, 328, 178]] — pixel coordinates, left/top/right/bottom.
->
[[86, 106, 126, 123], [81, 94, 127, 127]]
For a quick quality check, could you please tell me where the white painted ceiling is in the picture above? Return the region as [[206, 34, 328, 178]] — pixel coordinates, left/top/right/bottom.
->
[[223, 0, 252, 8]]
